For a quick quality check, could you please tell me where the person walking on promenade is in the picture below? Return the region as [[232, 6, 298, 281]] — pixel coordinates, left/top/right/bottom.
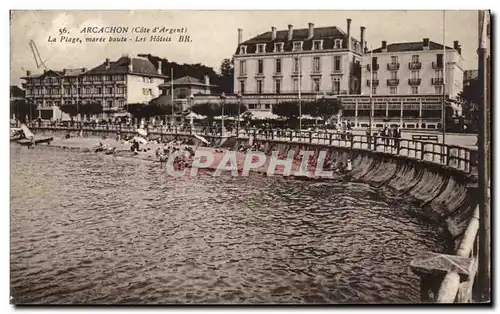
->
[[393, 125, 401, 153]]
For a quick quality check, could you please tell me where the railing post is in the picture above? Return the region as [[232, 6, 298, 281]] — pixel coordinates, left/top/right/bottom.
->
[[420, 142, 425, 160], [446, 147, 451, 167], [309, 131, 312, 144], [329, 133, 333, 146], [373, 136, 377, 151]]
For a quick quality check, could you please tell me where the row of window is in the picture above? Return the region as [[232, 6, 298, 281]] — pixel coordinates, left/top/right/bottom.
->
[[239, 77, 342, 94], [371, 54, 444, 67], [27, 86, 127, 95], [38, 99, 126, 108], [239, 39, 345, 55], [248, 104, 272, 110], [368, 69, 444, 80], [239, 56, 343, 76], [29, 75, 125, 84], [370, 85, 444, 95]]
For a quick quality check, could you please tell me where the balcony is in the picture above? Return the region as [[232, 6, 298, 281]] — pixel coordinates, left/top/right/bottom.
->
[[408, 62, 422, 70], [366, 79, 379, 86], [408, 78, 422, 85], [332, 68, 343, 74], [431, 78, 444, 85], [366, 64, 379, 71], [432, 62, 443, 69], [387, 63, 400, 70], [387, 79, 399, 86]]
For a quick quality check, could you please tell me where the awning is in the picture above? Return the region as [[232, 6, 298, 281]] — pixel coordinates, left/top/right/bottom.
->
[[186, 111, 206, 120], [114, 112, 131, 117], [243, 111, 280, 120]]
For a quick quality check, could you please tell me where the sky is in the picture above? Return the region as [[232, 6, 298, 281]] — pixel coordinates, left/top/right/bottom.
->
[[9, 10, 479, 86]]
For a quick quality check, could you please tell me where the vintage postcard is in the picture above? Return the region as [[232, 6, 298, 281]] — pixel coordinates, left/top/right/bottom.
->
[[9, 10, 491, 305]]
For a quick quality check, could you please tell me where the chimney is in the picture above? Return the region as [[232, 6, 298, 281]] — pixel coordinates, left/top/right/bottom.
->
[[238, 28, 243, 44], [157, 60, 162, 75], [423, 38, 430, 50], [204, 75, 210, 86], [105, 58, 110, 69], [287, 24, 293, 41], [81, 68, 87, 73], [360, 26, 366, 53], [128, 58, 133, 72], [364, 46, 368, 53], [308, 23, 314, 39], [381, 40, 387, 52], [346, 18, 352, 50], [271, 26, 277, 40], [26, 70, 31, 76]]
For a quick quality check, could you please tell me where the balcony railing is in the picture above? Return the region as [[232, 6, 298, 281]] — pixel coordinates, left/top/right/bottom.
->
[[408, 78, 422, 85], [387, 63, 400, 70], [432, 62, 443, 69], [366, 79, 380, 87], [432, 78, 444, 85], [408, 62, 422, 70], [387, 79, 400, 86], [367, 64, 379, 71]]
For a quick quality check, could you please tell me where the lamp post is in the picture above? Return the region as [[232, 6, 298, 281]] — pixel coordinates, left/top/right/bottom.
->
[[220, 92, 226, 136], [236, 92, 242, 137], [189, 94, 194, 130]]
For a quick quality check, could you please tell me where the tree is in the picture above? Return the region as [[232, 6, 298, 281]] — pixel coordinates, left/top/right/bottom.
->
[[191, 102, 221, 126], [220, 58, 233, 77], [224, 102, 247, 116], [307, 97, 343, 126], [272, 101, 300, 119], [458, 78, 480, 131], [87, 102, 103, 116], [140, 103, 169, 119], [59, 104, 79, 117], [10, 99, 37, 122], [125, 103, 145, 118]]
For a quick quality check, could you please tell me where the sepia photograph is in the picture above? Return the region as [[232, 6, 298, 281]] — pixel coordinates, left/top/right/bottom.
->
[[8, 9, 491, 305]]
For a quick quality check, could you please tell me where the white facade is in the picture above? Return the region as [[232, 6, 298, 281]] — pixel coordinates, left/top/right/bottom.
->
[[362, 44, 464, 98], [234, 51, 361, 95], [126, 74, 164, 104], [233, 21, 365, 101]]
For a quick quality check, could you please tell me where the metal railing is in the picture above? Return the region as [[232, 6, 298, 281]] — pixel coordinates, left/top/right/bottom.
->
[[21, 121, 477, 175]]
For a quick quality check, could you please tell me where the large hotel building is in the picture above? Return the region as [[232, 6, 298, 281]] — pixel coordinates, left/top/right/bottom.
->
[[194, 20, 465, 129], [22, 56, 168, 120]]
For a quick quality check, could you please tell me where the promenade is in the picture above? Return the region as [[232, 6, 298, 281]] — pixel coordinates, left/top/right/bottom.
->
[[22, 121, 478, 176]]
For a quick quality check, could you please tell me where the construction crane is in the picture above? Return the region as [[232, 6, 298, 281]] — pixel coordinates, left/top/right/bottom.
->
[[29, 40, 49, 70]]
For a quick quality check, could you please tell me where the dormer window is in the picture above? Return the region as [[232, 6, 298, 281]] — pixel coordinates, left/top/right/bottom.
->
[[334, 39, 343, 49], [274, 42, 284, 53], [313, 40, 323, 50], [293, 41, 303, 52], [257, 44, 266, 53], [239, 45, 247, 54]]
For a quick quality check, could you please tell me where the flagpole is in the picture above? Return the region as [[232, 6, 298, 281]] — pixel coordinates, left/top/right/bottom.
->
[[442, 10, 446, 148], [369, 45, 373, 146], [298, 55, 302, 131], [171, 67, 174, 127]]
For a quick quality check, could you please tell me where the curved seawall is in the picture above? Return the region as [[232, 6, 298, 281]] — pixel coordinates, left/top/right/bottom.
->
[[232, 137, 478, 251]]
